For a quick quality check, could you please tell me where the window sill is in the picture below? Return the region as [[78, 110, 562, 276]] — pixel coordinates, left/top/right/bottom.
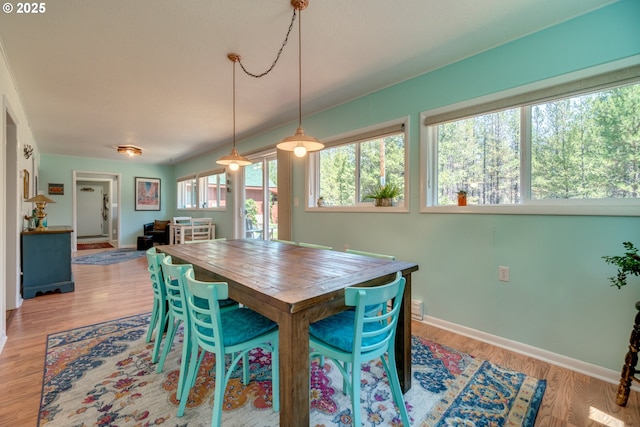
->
[[306, 205, 409, 213], [421, 202, 639, 216]]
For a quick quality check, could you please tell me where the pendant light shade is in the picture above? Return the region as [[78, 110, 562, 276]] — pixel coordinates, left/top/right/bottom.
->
[[217, 53, 251, 171], [276, 0, 323, 157]]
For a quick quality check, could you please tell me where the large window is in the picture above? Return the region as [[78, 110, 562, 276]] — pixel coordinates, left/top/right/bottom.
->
[[424, 67, 640, 215], [309, 121, 408, 210], [177, 170, 227, 210]]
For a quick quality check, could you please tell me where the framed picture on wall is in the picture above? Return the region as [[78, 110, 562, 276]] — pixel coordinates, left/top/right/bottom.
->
[[48, 183, 64, 195], [135, 177, 161, 211]]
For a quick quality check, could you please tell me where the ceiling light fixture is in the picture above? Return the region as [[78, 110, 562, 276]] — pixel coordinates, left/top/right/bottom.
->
[[216, 53, 252, 172], [117, 145, 142, 157], [276, 0, 323, 157]]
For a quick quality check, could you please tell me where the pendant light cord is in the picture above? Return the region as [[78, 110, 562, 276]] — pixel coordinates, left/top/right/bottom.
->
[[237, 9, 298, 79], [297, 7, 302, 126]]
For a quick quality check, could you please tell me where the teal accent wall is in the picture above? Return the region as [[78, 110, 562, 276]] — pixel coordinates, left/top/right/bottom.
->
[[41, 0, 640, 372], [39, 154, 174, 244]]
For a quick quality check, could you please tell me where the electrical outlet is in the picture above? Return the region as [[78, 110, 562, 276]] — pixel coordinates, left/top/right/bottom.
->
[[411, 299, 423, 320], [499, 266, 510, 282]]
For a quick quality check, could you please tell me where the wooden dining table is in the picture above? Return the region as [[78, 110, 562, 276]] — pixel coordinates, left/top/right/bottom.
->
[[159, 239, 419, 427]]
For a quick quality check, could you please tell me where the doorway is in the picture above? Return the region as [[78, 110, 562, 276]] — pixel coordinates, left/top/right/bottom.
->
[[72, 171, 120, 249], [242, 153, 278, 240]]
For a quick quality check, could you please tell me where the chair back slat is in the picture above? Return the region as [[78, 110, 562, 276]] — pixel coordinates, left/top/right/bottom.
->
[[183, 268, 228, 351], [145, 247, 166, 299], [161, 255, 191, 320], [346, 272, 405, 355]]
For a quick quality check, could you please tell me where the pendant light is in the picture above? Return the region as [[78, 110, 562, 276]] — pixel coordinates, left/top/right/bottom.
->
[[217, 53, 251, 171], [276, 0, 323, 157]]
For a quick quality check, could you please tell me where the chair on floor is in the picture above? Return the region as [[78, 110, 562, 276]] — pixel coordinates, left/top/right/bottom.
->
[[299, 242, 333, 250], [145, 247, 168, 364], [171, 216, 192, 244], [346, 248, 395, 260], [177, 267, 280, 425], [159, 256, 239, 402], [308, 272, 410, 427], [185, 217, 214, 242]]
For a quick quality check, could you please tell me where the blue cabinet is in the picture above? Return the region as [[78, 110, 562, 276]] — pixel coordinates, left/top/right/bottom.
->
[[21, 226, 74, 298]]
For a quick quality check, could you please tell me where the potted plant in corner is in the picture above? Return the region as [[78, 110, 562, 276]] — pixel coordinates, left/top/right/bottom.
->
[[457, 190, 467, 206], [602, 241, 640, 407], [363, 183, 401, 207]]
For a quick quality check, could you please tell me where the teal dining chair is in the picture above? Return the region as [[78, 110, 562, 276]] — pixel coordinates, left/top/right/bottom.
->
[[345, 248, 395, 260], [309, 272, 411, 427], [177, 268, 280, 425], [145, 247, 168, 364], [159, 256, 239, 402], [299, 242, 333, 250]]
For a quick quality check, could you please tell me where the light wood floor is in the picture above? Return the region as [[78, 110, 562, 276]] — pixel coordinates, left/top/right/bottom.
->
[[0, 248, 638, 426]]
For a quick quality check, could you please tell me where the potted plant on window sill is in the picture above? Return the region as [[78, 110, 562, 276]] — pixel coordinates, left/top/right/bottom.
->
[[603, 241, 640, 407], [457, 190, 468, 206], [363, 183, 401, 207]]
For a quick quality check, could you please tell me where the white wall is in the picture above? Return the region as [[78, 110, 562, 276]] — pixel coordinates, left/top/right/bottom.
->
[[0, 37, 38, 353]]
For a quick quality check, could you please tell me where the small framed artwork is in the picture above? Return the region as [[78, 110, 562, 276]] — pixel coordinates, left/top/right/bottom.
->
[[48, 183, 64, 195], [135, 177, 161, 211]]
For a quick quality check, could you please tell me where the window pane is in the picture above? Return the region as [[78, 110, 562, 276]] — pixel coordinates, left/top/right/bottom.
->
[[318, 131, 406, 207], [319, 144, 356, 206], [437, 109, 520, 205], [531, 85, 640, 200], [199, 172, 226, 208], [359, 135, 406, 202], [177, 178, 196, 209]]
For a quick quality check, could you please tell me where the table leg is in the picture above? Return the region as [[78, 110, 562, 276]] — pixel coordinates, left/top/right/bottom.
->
[[616, 301, 640, 406], [278, 310, 310, 427], [396, 272, 412, 393]]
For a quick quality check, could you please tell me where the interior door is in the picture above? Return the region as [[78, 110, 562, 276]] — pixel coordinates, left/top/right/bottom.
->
[[242, 154, 278, 240], [76, 185, 103, 237]]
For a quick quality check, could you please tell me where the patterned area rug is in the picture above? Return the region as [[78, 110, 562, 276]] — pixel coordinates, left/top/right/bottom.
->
[[72, 249, 145, 265], [77, 242, 114, 250], [39, 314, 545, 427]]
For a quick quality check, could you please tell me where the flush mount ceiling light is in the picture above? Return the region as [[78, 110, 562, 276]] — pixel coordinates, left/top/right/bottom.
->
[[117, 145, 142, 157], [276, 0, 323, 157], [216, 53, 252, 172]]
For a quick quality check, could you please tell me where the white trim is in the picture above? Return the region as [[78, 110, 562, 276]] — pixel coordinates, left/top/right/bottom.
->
[[422, 315, 640, 392]]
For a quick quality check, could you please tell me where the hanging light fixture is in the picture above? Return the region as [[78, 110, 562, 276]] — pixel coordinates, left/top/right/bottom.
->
[[116, 145, 142, 156], [217, 53, 252, 171], [276, 0, 323, 157]]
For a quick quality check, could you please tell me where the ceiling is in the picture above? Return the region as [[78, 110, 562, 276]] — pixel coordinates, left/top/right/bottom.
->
[[0, 0, 615, 164]]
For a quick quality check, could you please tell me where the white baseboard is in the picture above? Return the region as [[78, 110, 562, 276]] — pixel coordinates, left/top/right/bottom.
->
[[422, 315, 640, 392]]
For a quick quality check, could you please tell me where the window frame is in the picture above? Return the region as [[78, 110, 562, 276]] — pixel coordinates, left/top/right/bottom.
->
[[176, 169, 229, 211], [176, 174, 196, 210], [420, 62, 640, 216], [196, 168, 227, 211], [307, 118, 410, 213]]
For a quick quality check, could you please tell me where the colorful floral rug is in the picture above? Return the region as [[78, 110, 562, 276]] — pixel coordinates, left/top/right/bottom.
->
[[72, 249, 145, 265], [39, 313, 545, 426]]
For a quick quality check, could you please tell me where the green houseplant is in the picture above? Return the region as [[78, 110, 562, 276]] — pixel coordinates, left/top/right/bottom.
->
[[363, 183, 401, 207], [602, 241, 640, 289]]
